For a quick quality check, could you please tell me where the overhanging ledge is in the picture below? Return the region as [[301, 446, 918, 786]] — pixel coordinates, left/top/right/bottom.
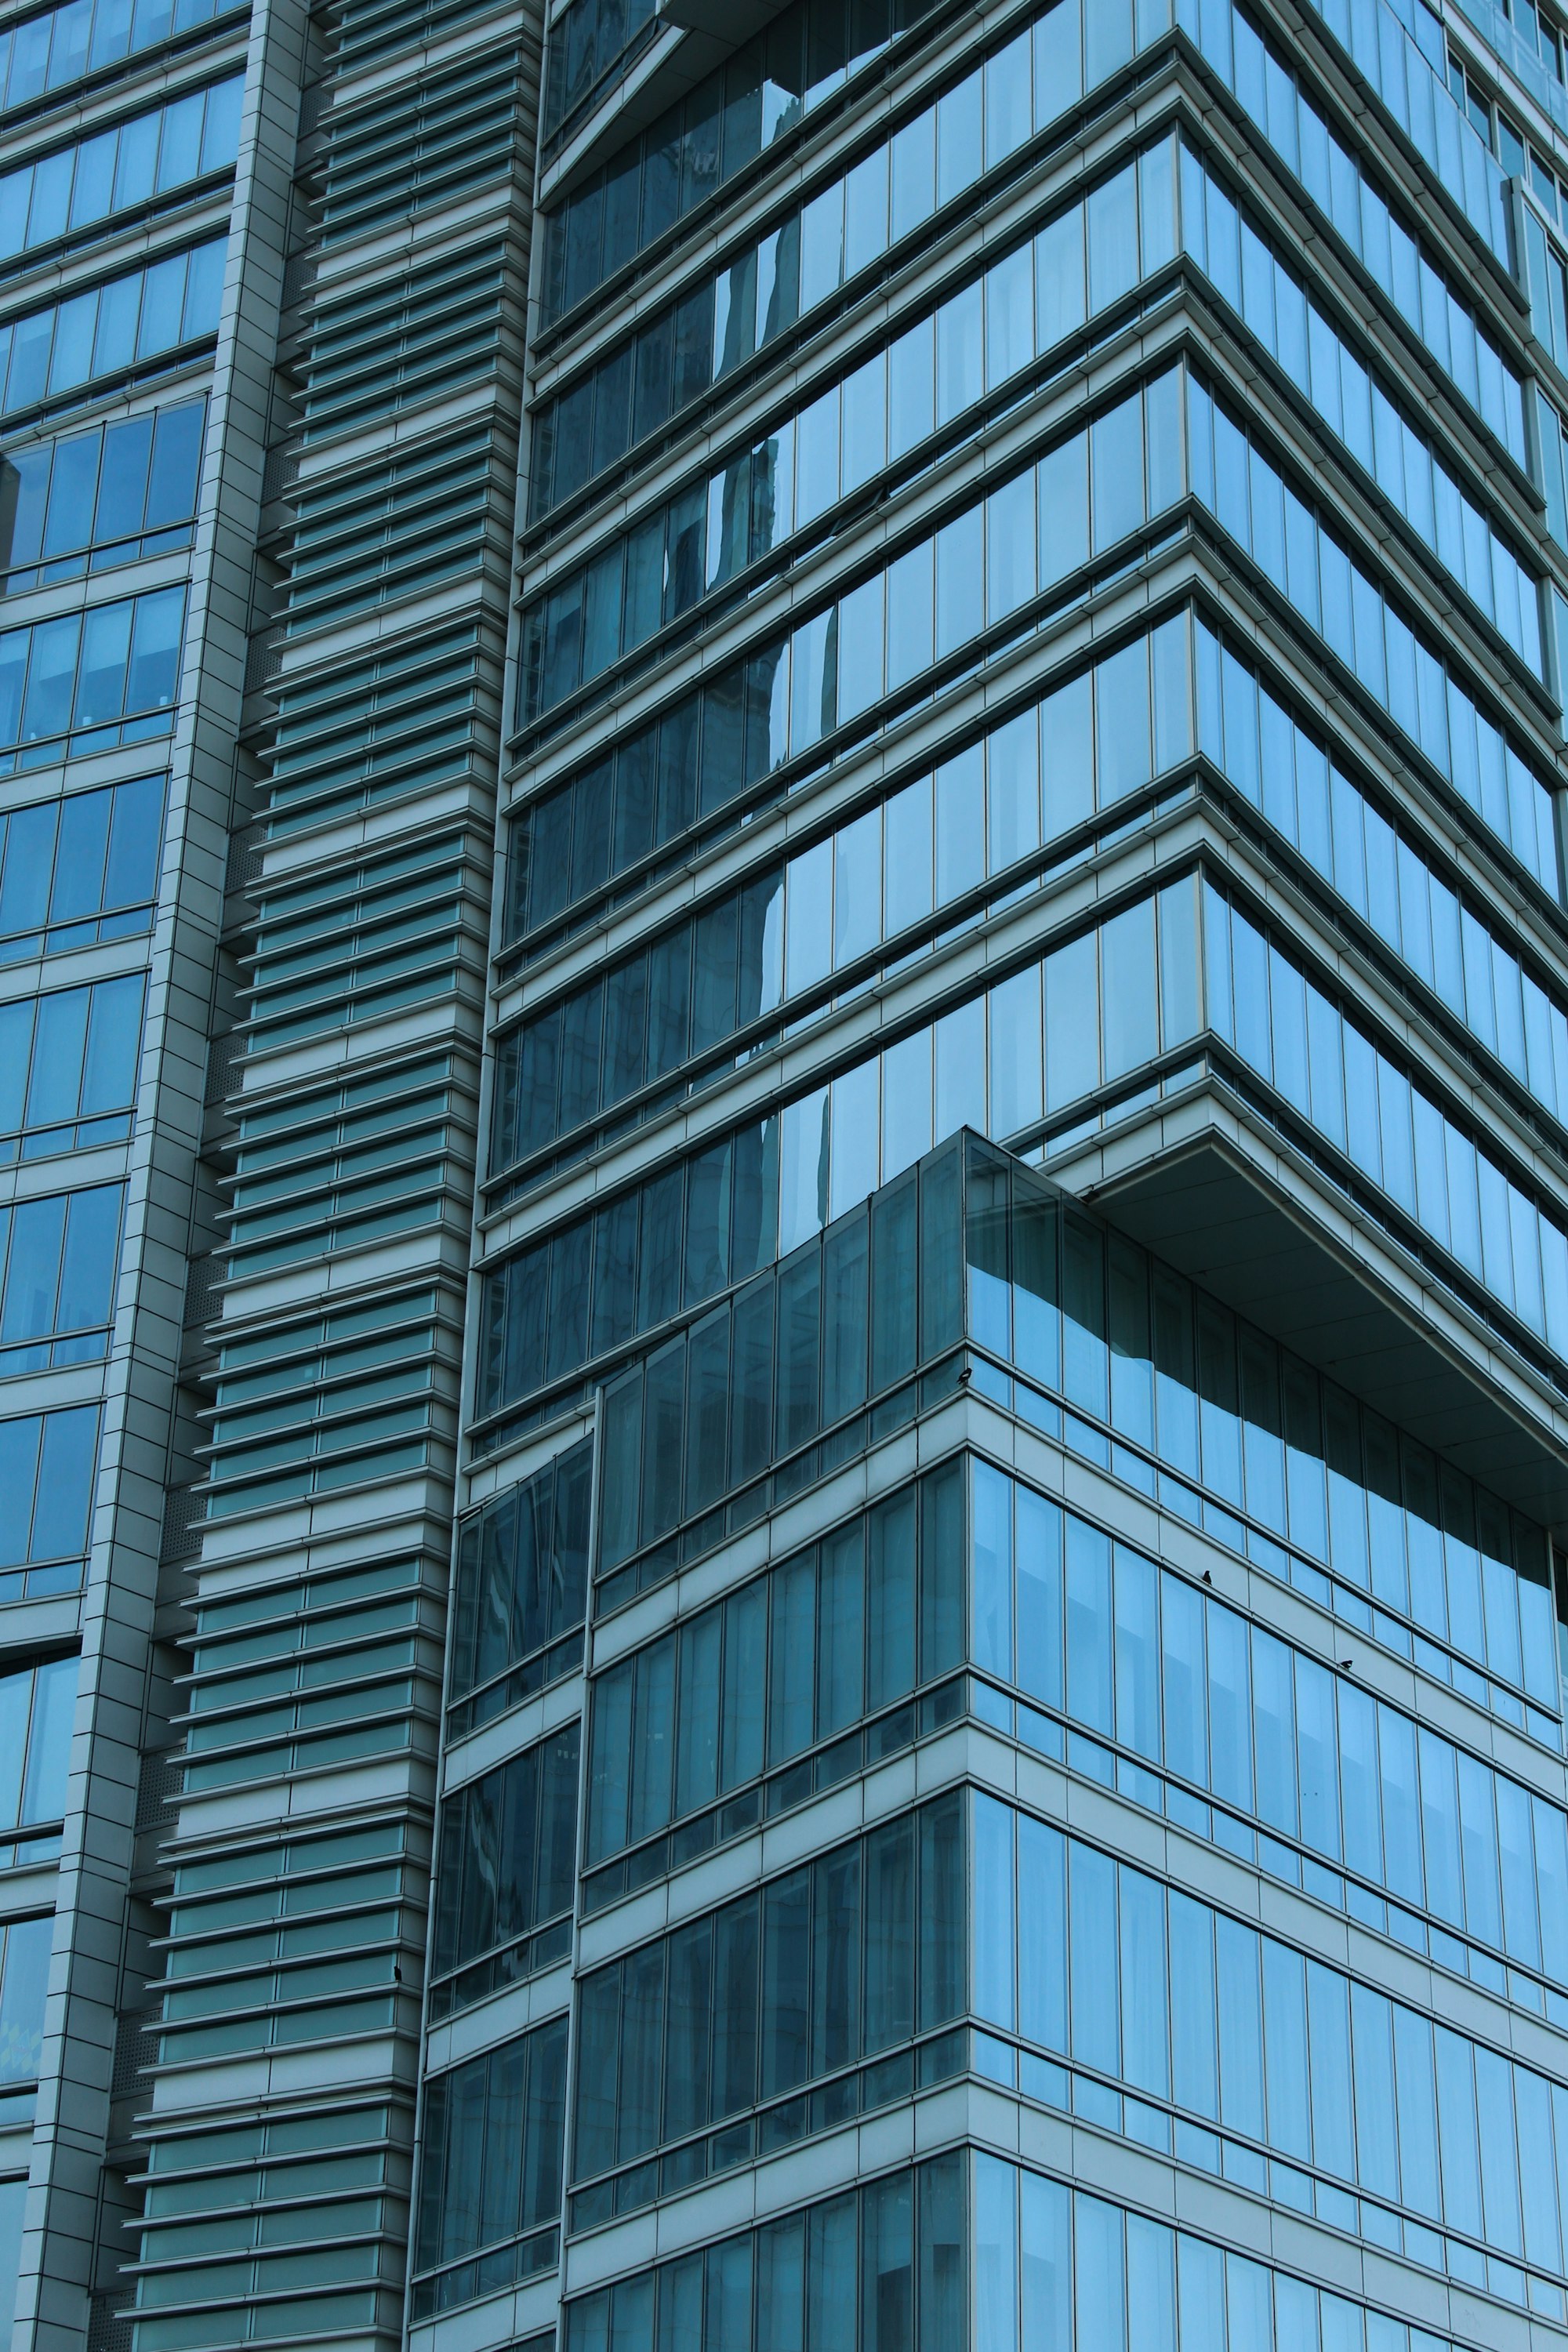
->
[[659, 0, 796, 32], [1080, 1116, 1568, 1541]]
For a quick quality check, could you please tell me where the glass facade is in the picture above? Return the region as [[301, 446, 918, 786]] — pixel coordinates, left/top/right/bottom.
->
[[444, 1127, 1568, 2341], [412, 2017, 568, 2310], [571, 1794, 964, 2199], [0, 772, 164, 958], [0, 0, 1555, 2343], [428, 1724, 579, 2015], [0, 73, 241, 260], [0, 239, 225, 418], [417, 0, 1568, 2319], [0, 1406, 96, 1589], [526, 130, 1546, 725]]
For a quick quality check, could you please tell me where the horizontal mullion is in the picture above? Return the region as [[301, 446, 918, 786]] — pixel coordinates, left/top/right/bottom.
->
[[185, 1652, 440, 1723], [184, 1670, 434, 1737], [285, 528, 491, 602], [206, 1392, 441, 1449], [321, 127, 517, 205], [303, 345, 502, 415], [252, 895, 468, 969], [249, 942, 469, 1018], [296, 442, 495, 512], [251, 960, 465, 1025], [227, 1198, 449, 1264], [271, 684, 485, 763], [284, 531, 495, 611], [307, 263, 510, 345], [330, 67, 521, 146], [302, 364, 500, 434], [269, 671, 492, 743], [303, 300, 510, 374], [227, 1191, 452, 1247], [267, 744, 481, 814], [270, 733, 483, 794], [246, 966, 474, 1041], [320, 143, 517, 226], [230, 1140, 451, 1209], [287, 490, 495, 567], [325, 107, 514, 182], [328, 78, 520, 160]]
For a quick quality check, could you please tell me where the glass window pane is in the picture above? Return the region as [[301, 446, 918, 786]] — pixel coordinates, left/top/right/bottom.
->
[[20, 615, 78, 740], [125, 586, 183, 710], [50, 791, 111, 920], [135, 256, 185, 357], [72, 603, 130, 728], [24, 993, 85, 1124]]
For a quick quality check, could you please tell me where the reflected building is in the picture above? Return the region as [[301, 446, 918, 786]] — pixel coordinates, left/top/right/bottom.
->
[[0, 0, 1566, 2346]]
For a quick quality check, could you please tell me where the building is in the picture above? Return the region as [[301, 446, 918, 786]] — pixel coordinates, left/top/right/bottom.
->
[[0, 0, 1565, 2343], [0, 0, 535, 2350]]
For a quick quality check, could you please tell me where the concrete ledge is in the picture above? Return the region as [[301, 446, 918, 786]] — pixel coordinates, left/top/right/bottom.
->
[[1093, 1118, 1568, 1532]]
